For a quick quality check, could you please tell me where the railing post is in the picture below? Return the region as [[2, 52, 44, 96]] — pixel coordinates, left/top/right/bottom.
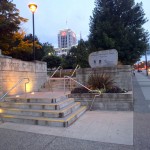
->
[[60, 69, 62, 77], [51, 66, 62, 78], [64, 77, 66, 94], [70, 78, 71, 90], [90, 95, 100, 111], [71, 64, 79, 77]]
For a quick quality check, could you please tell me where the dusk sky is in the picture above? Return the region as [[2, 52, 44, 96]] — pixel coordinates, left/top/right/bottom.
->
[[13, 0, 150, 50]]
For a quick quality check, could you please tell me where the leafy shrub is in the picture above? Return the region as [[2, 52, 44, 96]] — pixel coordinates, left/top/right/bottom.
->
[[71, 73, 127, 94], [42, 55, 61, 69], [88, 73, 115, 90], [71, 87, 89, 93], [106, 86, 127, 93]]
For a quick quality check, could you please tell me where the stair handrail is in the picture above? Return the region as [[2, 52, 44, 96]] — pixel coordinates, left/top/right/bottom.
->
[[89, 94, 101, 111], [64, 76, 93, 93], [50, 66, 62, 78], [0, 78, 30, 101], [64, 76, 102, 111], [71, 65, 80, 77]]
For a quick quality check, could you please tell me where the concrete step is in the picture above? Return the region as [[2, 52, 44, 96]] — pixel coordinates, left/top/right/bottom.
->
[[51, 87, 70, 91], [39, 88, 71, 92], [41, 78, 76, 92], [1, 102, 81, 118], [5, 95, 68, 103], [0, 98, 74, 110], [50, 83, 75, 86], [1, 106, 87, 127]]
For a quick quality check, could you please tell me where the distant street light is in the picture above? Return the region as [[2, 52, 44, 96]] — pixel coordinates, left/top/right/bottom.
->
[[48, 52, 52, 56], [28, 3, 37, 61]]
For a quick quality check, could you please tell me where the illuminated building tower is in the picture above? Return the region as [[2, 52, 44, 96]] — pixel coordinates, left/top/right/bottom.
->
[[56, 29, 76, 55]]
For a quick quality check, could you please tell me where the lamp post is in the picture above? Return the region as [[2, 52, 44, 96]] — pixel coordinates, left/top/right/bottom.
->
[[28, 3, 37, 61], [145, 50, 148, 76]]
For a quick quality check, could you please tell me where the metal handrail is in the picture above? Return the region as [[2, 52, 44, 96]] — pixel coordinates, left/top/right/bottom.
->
[[64, 76, 102, 111], [89, 94, 101, 111], [50, 66, 62, 78], [71, 65, 80, 77], [0, 78, 30, 101], [64, 76, 93, 93]]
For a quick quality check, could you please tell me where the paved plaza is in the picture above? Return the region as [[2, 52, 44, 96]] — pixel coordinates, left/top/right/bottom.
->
[[0, 72, 150, 150]]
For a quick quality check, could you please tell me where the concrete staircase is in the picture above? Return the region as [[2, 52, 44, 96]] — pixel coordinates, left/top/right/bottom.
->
[[0, 94, 87, 127], [40, 78, 76, 92]]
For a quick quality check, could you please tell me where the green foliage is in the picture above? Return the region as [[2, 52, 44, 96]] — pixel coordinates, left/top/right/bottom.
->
[[68, 39, 90, 68], [88, 73, 115, 90], [42, 42, 55, 56], [0, 0, 27, 51], [3, 31, 32, 59], [70, 39, 89, 68], [61, 54, 76, 69], [42, 55, 61, 69], [89, 0, 149, 65], [71, 87, 89, 93], [106, 86, 127, 93], [23, 34, 44, 61], [2, 32, 43, 61]]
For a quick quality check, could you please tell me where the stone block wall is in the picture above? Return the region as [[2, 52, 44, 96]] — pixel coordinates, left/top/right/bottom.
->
[[76, 65, 132, 91], [69, 92, 133, 111], [0, 57, 47, 96]]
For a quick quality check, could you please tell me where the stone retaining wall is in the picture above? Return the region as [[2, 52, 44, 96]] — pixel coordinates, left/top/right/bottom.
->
[[0, 57, 47, 96], [69, 92, 133, 111], [76, 65, 132, 91]]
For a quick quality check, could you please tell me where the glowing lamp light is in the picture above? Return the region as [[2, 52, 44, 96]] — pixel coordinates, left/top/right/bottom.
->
[[31, 92, 35, 95], [28, 3, 37, 13], [16, 95, 20, 98], [0, 109, 3, 113]]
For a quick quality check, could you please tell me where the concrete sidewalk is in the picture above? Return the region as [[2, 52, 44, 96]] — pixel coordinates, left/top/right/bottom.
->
[[0, 111, 133, 145], [0, 87, 133, 147], [133, 72, 150, 150], [134, 72, 150, 101]]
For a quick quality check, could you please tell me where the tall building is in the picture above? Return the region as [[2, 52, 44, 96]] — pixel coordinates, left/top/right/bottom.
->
[[55, 29, 77, 56]]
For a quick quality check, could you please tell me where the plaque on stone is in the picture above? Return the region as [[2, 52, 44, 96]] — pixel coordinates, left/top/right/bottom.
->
[[88, 49, 118, 68]]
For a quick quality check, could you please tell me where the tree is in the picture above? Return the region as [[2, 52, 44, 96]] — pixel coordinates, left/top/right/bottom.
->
[[24, 34, 44, 61], [76, 39, 89, 68], [89, 0, 149, 65], [61, 39, 90, 69], [3, 31, 42, 61], [42, 42, 55, 56], [61, 54, 76, 69], [0, 0, 27, 51], [69, 40, 90, 68], [8, 31, 33, 60], [42, 55, 61, 69]]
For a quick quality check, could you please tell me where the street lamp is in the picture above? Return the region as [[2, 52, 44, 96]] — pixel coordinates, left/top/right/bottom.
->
[[145, 50, 148, 76], [28, 3, 37, 61]]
